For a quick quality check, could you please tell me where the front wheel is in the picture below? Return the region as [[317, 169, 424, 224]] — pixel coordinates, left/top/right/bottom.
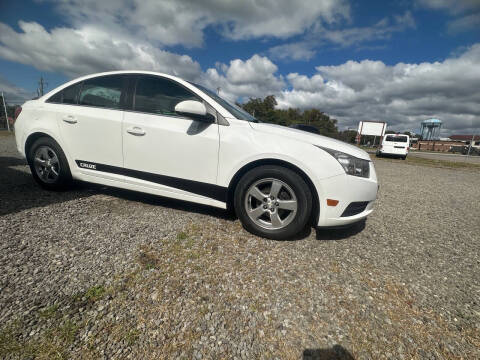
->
[[234, 165, 312, 240], [28, 137, 72, 190]]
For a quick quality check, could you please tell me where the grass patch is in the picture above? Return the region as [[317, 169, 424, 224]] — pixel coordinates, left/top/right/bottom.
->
[[406, 155, 480, 169], [0, 318, 80, 360], [0, 322, 23, 356], [84, 285, 106, 302], [137, 245, 162, 270], [374, 154, 480, 170], [55, 320, 80, 344], [125, 329, 140, 346], [176, 231, 188, 240], [74, 285, 107, 303], [38, 304, 60, 319]]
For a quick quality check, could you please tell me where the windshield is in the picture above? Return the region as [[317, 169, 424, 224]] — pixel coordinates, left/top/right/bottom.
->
[[385, 135, 408, 142], [189, 82, 257, 122]]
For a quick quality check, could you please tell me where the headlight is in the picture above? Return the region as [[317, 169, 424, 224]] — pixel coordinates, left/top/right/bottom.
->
[[317, 146, 370, 178]]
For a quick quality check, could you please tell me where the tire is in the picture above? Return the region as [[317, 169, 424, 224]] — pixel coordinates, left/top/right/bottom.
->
[[28, 137, 72, 190], [234, 165, 312, 240], [402, 156, 407, 160]]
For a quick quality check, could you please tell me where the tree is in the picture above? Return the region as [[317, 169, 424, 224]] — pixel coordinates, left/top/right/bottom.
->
[[241, 95, 339, 138], [338, 130, 357, 143], [242, 95, 278, 124]]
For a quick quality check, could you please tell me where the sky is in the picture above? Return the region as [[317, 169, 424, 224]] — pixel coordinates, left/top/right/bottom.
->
[[0, 0, 479, 135]]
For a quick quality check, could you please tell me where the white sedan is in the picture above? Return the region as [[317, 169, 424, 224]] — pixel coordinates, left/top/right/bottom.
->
[[14, 71, 378, 239]]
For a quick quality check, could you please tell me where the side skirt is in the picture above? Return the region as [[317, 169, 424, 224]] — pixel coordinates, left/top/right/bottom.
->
[[75, 160, 227, 203]]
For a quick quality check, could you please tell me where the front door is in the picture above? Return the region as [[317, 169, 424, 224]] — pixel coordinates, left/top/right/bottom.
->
[[122, 75, 220, 200]]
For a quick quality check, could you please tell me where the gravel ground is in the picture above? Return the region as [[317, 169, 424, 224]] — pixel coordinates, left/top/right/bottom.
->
[[1, 132, 479, 359]]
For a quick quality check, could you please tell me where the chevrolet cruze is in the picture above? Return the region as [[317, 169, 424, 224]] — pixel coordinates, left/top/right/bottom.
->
[[14, 71, 378, 240]]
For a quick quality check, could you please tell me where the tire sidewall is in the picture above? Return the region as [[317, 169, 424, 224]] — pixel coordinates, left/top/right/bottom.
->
[[234, 165, 312, 240], [28, 137, 72, 190]]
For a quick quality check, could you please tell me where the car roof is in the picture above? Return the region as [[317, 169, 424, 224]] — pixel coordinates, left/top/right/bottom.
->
[[38, 70, 235, 119], [40, 70, 185, 101]]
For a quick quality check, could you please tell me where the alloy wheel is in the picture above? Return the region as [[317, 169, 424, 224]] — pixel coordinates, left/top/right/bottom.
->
[[244, 178, 298, 230], [33, 146, 60, 183]]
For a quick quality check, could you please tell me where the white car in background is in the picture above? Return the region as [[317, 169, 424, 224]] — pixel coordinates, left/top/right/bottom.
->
[[376, 134, 410, 160], [14, 71, 378, 239]]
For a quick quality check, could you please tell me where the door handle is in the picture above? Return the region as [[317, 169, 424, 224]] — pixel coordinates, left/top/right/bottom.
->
[[62, 115, 77, 124], [126, 127, 146, 136]]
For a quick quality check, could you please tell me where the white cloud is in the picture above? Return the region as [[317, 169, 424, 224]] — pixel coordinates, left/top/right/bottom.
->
[[417, 0, 480, 33], [417, 0, 480, 14], [269, 11, 416, 61], [200, 55, 285, 101], [286, 73, 325, 92], [48, 0, 350, 47], [0, 21, 202, 80], [447, 13, 480, 33], [268, 42, 316, 62], [277, 44, 480, 134]]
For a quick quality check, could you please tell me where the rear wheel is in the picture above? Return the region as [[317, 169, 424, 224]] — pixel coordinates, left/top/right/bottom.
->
[[234, 165, 312, 240], [402, 155, 407, 160], [28, 137, 72, 190]]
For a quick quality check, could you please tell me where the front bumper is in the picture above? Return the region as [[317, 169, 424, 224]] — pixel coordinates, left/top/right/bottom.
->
[[316, 162, 378, 227]]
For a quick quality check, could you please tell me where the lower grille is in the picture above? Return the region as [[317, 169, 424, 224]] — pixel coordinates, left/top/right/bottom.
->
[[341, 201, 369, 217]]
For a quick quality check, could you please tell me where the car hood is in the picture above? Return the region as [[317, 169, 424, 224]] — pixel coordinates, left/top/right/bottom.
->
[[249, 122, 370, 160]]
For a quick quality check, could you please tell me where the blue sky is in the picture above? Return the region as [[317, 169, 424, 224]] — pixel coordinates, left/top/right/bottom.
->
[[0, 0, 479, 134]]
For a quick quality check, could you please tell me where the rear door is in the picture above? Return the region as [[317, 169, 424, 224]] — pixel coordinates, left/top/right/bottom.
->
[[56, 75, 127, 176], [122, 75, 220, 200], [384, 135, 408, 154]]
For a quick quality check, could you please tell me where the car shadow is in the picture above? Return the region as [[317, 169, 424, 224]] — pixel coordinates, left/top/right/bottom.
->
[[0, 155, 235, 221], [0, 156, 97, 216], [315, 219, 366, 241], [88, 183, 236, 221], [303, 345, 355, 360]]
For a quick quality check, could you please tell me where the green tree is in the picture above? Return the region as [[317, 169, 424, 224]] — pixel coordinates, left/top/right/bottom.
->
[[241, 95, 339, 138]]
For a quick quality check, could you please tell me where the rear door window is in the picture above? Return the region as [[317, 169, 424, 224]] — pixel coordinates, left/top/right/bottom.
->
[[46, 82, 82, 104], [78, 75, 125, 109], [62, 83, 82, 104]]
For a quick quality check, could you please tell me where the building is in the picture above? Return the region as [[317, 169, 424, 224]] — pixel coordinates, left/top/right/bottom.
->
[[449, 135, 480, 145]]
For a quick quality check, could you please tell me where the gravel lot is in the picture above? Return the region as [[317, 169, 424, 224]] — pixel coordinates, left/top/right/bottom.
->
[[1, 132, 479, 359]]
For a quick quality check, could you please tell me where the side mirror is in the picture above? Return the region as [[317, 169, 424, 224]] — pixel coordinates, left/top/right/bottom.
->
[[175, 100, 215, 123]]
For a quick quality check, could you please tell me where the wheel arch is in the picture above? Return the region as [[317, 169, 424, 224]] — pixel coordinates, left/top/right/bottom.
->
[[227, 158, 320, 225], [25, 132, 58, 163]]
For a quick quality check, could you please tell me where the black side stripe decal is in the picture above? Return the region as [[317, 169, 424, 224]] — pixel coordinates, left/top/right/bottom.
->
[[75, 160, 227, 202]]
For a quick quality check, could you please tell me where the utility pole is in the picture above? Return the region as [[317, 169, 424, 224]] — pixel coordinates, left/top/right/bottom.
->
[[466, 134, 474, 158], [37, 76, 47, 97], [1, 92, 10, 132]]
